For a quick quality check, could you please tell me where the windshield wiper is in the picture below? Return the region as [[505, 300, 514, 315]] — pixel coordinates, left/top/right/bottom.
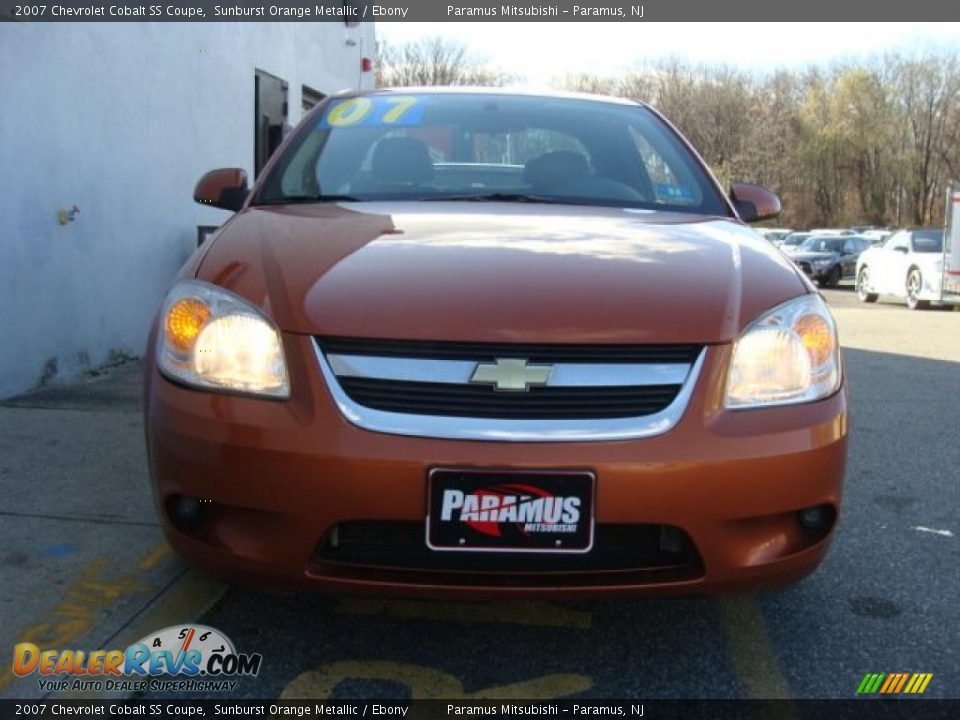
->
[[421, 192, 566, 204]]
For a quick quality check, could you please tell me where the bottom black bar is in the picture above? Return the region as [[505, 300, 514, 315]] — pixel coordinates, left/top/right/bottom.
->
[[0, 700, 957, 720]]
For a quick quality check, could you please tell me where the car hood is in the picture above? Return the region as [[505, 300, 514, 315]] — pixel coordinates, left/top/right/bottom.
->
[[196, 202, 808, 344]]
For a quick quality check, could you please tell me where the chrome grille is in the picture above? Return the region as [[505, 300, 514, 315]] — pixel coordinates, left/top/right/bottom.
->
[[320, 337, 701, 364], [338, 377, 680, 419], [313, 337, 707, 442]]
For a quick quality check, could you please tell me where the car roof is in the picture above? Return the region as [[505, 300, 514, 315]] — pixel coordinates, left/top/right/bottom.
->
[[337, 86, 645, 108]]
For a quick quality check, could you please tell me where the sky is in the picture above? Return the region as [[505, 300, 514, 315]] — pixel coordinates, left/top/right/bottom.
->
[[375, 22, 960, 85]]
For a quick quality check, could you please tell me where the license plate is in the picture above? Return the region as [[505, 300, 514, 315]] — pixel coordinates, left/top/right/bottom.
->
[[426, 469, 595, 553]]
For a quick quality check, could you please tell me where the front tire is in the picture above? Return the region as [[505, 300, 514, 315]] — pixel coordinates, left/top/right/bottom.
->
[[857, 267, 878, 303], [906, 268, 930, 310], [818, 265, 841, 289]]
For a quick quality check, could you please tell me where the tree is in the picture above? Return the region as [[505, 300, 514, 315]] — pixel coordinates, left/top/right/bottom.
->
[[371, 38, 960, 228], [551, 50, 960, 228], [375, 38, 512, 88], [892, 53, 960, 224]]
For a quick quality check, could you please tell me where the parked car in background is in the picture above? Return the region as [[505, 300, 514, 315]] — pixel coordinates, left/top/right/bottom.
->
[[856, 228, 953, 310], [789, 235, 871, 287], [778, 231, 811, 253], [759, 227, 794, 244], [808, 228, 855, 236], [862, 229, 894, 246]]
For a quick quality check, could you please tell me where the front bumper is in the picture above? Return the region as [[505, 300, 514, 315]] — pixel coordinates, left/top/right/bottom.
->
[[794, 261, 835, 283], [144, 333, 847, 597]]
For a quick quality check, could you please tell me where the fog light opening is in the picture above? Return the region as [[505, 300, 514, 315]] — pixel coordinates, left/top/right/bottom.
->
[[797, 504, 832, 533], [327, 525, 340, 549], [169, 495, 204, 529], [659, 525, 686, 554]]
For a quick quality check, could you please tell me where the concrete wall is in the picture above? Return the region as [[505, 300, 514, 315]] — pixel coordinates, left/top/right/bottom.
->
[[0, 22, 375, 398]]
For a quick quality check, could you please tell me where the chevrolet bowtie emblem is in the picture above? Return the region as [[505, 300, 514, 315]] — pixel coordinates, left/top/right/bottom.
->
[[470, 358, 553, 392]]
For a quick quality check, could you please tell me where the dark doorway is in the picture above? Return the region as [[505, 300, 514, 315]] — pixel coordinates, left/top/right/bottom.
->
[[254, 70, 289, 177]]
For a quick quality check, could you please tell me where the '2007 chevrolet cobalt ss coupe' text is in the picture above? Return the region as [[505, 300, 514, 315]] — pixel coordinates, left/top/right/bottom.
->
[[144, 89, 846, 596]]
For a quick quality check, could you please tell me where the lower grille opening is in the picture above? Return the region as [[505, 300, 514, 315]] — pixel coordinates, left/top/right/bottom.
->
[[312, 521, 702, 585]]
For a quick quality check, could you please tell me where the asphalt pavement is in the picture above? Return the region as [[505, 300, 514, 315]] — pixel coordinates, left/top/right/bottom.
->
[[1, 282, 957, 701], [0, 363, 224, 700]]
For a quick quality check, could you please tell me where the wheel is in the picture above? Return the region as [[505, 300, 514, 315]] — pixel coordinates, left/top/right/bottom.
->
[[818, 265, 841, 288], [906, 268, 930, 310], [828, 265, 842, 288], [857, 267, 878, 303]]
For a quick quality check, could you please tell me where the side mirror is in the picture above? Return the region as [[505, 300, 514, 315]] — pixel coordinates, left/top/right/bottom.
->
[[893, 246, 908, 254], [194, 168, 249, 212], [730, 183, 781, 223]]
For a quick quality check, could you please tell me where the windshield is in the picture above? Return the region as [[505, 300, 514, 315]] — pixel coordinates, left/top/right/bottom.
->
[[912, 229, 944, 253], [782, 233, 808, 246], [255, 93, 730, 215], [800, 236, 845, 253]]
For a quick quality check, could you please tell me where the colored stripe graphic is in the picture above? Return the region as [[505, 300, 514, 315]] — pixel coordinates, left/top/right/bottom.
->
[[879, 674, 896, 693], [857, 673, 885, 694], [893, 673, 910, 693], [906, 673, 934, 694], [858, 673, 932, 694]]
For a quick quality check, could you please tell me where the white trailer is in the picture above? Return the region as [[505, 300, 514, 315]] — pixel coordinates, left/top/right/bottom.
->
[[943, 182, 960, 303]]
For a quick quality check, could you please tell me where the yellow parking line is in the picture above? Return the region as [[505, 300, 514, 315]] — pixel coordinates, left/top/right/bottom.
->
[[336, 597, 592, 630], [0, 541, 212, 696], [0, 559, 130, 691], [717, 597, 793, 701], [57, 569, 227, 699], [137, 543, 171, 571]]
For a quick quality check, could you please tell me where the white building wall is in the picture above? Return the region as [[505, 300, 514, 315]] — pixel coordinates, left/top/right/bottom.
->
[[0, 22, 375, 398]]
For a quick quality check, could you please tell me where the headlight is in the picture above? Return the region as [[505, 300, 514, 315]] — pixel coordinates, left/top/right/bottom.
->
[[157, 280, 289, 398], [725, 294, 840, 408]]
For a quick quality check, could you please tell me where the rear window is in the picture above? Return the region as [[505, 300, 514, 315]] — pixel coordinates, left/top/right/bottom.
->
[[912, 230, 944, 253], [256, 93, 730, 215]]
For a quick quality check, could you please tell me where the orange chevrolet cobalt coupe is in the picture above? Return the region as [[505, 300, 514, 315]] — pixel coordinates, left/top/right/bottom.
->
[[145, 89, 847, 596]]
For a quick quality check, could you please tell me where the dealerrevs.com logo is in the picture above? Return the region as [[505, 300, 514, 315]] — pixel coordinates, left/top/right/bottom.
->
[[12, 625, 262, 693]]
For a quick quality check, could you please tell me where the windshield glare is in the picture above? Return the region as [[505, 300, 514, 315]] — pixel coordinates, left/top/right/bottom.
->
[[256, 93, 730, 215], [800, 236, 844, 253]]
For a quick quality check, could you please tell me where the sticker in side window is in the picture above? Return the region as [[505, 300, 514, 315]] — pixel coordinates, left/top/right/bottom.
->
[[317, 96, 425, 129]]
